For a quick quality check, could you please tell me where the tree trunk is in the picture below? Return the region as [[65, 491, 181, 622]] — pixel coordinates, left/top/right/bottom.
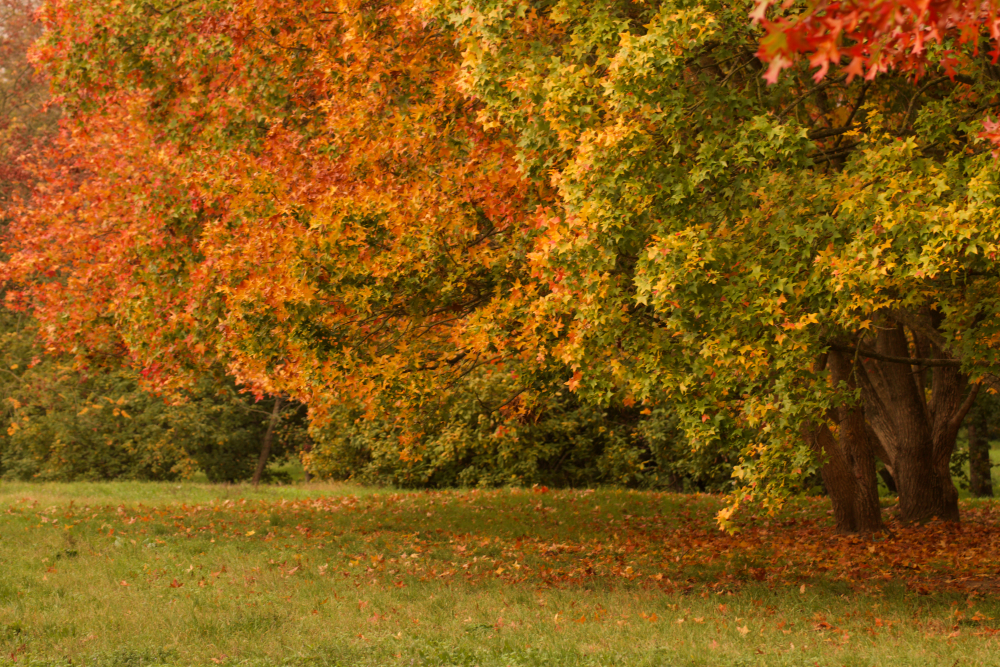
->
[[828, 351, 883, 533], [301, 439, 313, 483], [252, 397, 283, 487], [878, 466, 897, 493], [968, 410, 994, 498], [804, 351, 883, 534], [855, 323, 977, 524], [809, 423, 860, 533]]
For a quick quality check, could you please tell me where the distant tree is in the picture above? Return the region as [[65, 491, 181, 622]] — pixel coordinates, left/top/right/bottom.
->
[[967, 393, 999, 497]]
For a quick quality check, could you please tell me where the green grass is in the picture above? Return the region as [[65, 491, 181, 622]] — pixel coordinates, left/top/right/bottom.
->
[[1, 482, 999, 666]]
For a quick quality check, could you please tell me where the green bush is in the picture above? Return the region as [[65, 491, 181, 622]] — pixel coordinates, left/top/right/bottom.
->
[[0, 313, 304, 482], [0, 360, 299, 482], [307, 370, 737, 491], [637, 407, 740, 492]]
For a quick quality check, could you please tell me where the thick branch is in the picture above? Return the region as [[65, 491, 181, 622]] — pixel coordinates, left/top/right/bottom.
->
[[808, 126, 855, 140], [777, 75, 845, 119], [827, 343, 961, 367], [810, 140, 863, 163], [948, 382, 981, 434], [252, 396, 283, 487], [892, 310, 949, 352]]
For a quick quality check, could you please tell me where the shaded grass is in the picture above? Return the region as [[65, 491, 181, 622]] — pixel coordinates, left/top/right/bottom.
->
[[0, 480, 377, 507], [1, 483, 999, 666]]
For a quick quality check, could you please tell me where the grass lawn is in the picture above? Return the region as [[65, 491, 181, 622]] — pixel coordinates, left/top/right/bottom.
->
[[1, 482, 1000, 666]]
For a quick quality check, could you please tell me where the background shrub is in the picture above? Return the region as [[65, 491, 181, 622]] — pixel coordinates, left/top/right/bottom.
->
[[0, 311, 306, 482], [307, 370, 737, 491]]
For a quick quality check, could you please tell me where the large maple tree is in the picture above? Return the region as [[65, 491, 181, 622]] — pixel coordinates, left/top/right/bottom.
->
[[4, 0, 548, 447], [7, 0, 1000, 532], [444, 0, 1000, 529]]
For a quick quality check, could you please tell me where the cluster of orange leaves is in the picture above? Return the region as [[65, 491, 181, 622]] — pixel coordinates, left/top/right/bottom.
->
[[755, 0, 1000, 83], [4, 0, 550, 421]]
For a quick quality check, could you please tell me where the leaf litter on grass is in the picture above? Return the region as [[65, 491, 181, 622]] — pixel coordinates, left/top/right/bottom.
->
[[4, 486, 1000, 665], [10, 489, 1000, 596]]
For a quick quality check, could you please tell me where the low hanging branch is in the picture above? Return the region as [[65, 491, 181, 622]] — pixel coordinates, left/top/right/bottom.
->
[[826, 343, 961, 368]]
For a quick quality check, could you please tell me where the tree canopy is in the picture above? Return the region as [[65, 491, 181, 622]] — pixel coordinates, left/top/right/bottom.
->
[[4, 0, 1000, 529], [444, 0, 1000, 527], [5, 0, 549, 426]]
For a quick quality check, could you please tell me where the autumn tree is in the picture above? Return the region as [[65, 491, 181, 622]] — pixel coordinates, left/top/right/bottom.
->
[[0, 0, 316, 484], [9, 0, 1000, 530], [443, 0, 1000, 530], [750, 0, 1000, 517], [3, 0, 550, 466]]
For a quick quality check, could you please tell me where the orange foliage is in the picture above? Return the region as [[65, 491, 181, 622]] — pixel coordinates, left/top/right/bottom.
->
[[4, 0, 549, 421]]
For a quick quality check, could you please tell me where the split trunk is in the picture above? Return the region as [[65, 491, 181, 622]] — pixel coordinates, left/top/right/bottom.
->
[[855, 323, 977, 524]]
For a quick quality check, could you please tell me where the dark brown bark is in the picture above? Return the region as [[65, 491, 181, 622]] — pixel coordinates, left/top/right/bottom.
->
[[878, 467, 897, 493], [867, 422, 897, 492], [968, 412, 994, 498], [252, 397, 283, 487], [828, 351, 884, 533], [808, 422, 859, 532], [803, 352, 883, 534], [854, 323, 977, 524]]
